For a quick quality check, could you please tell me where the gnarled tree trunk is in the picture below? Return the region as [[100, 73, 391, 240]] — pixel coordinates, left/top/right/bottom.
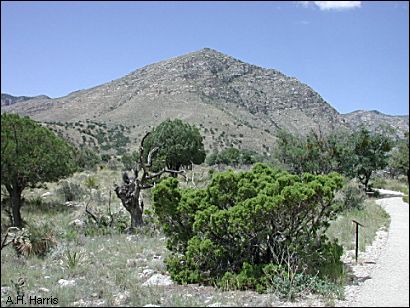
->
[[114, 180, 144, 228], [114, 132, 184, 229]]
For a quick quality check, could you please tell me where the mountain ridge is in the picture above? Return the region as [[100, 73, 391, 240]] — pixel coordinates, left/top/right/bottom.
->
[[2, 48, 408, 154]]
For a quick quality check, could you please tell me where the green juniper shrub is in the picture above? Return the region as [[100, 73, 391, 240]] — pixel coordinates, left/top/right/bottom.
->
[[206, 148, 265, 166], [121, 150, 139, 171], [75, 147, 101, 170], [142, 119, 206, 172], [153, 163, 345, 297]]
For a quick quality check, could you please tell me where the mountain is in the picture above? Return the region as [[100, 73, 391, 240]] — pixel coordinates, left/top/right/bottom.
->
[[2, 48, 408, 154], [342, 110, 409, 139], [1, 93, 51, 107]]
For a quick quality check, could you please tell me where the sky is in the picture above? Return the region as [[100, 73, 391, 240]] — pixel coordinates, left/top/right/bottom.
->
[[1, 1, 409, 115]]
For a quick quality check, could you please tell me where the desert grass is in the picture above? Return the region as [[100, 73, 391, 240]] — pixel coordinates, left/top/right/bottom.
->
[[327, 200, 391, 252], [371, 176, 409, 195], [0, 167, 393, 307]]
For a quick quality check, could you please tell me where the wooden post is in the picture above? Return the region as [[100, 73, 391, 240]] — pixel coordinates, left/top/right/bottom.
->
[[352, 220, 365, 263]]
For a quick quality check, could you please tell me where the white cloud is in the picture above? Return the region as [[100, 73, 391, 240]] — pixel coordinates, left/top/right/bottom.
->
[[314, 1, 361, 10], [298, 1, 362, 10]]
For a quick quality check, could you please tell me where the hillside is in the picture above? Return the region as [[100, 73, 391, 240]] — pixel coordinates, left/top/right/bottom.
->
[[2, 48, 408, 154], [1, 48, 350, 154], [342, 110, 409, 139], [1, 93, 50, 107]]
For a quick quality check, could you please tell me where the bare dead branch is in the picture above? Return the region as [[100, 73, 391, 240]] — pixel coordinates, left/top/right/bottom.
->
[[146, 146, 159, 167], [85, 198, 99, 224], [141, 184, 154, 189], [114, 130, 187, 228], [144, 169, 166, 180], [166, 169, 187, 181], [108, 190, 114, 227]]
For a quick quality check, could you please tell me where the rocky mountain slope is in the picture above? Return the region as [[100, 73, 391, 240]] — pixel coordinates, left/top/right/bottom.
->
[[1, 93, 50, 107], [342, 110, 409, 139], [2, 48, 408, 154]]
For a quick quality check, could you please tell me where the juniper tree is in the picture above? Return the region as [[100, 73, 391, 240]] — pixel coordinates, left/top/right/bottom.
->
[[1, 114, 77, 227]]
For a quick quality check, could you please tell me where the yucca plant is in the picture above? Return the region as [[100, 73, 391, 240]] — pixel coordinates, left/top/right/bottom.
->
[[64, 249, 87, 269]]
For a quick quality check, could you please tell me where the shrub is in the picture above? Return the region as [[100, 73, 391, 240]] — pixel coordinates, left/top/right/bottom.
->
[[100, 154, 111, 162], [4, 223, 57, 258], [64, 249, 88, 269], [27, 222, 57, 257], [56, 181, 85, 202], [83, 209, 130, 236], [121, 151, 139, 171], [75, 148, 101, 170], [206, 148, 266, 166], [370, 176, 387, 189], [333, 179, 366, 211], [142, 119, 206, 171], [218, 262, 342, 300], [64, 229, 79, 242], [153, 163, 344, 295]]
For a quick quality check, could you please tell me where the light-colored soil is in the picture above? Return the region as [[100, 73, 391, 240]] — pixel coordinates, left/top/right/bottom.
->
[[347, 191, 409, 307]]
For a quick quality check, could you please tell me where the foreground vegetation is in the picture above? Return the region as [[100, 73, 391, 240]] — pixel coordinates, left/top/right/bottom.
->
[[1, 114, 407, 306], [1, 165, 393, 306], [153, 164, 346, 300]]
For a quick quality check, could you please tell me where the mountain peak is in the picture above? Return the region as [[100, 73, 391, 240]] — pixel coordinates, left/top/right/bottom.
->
[[4, 48, 407, 152], [195, 47, 232, 57], [180, 47, 236, 61], [198, 47, 219, 53]]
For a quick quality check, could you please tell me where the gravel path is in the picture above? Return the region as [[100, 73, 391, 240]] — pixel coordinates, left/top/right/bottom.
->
[[349, 190, 409, 307]]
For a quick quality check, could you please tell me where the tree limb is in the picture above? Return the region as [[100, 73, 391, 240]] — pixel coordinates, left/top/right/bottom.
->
[[85, 196, 99, 224], [146, 147, 159, 167]]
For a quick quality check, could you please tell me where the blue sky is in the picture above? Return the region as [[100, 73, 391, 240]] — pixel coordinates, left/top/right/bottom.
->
[[1, 1, 409, 115]]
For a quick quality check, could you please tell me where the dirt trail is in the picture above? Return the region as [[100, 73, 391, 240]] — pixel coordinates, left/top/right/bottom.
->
[[349, 190, 409, 307]]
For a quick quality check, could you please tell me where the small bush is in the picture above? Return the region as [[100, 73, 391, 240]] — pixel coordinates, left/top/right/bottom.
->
[[76, 148, 101, 170], [57, 181, 85, 202], [83, 209, 130, 236], [371, 176, 409, 194], [27, 222, 57, 257], [64, 249, 87, 269], [84, 176, 98, 190], [64, 229, 79, 242], [29, 196, 43, 208], [206, 148, 265, 166], [334, 179, 366, 211], [5, 224, 57, 258], [403, 195, 409, 204], [370, 176, 387, 189]]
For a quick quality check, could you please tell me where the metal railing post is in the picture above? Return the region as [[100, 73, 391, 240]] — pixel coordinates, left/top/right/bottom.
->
[[352, 220, 365, 263]]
